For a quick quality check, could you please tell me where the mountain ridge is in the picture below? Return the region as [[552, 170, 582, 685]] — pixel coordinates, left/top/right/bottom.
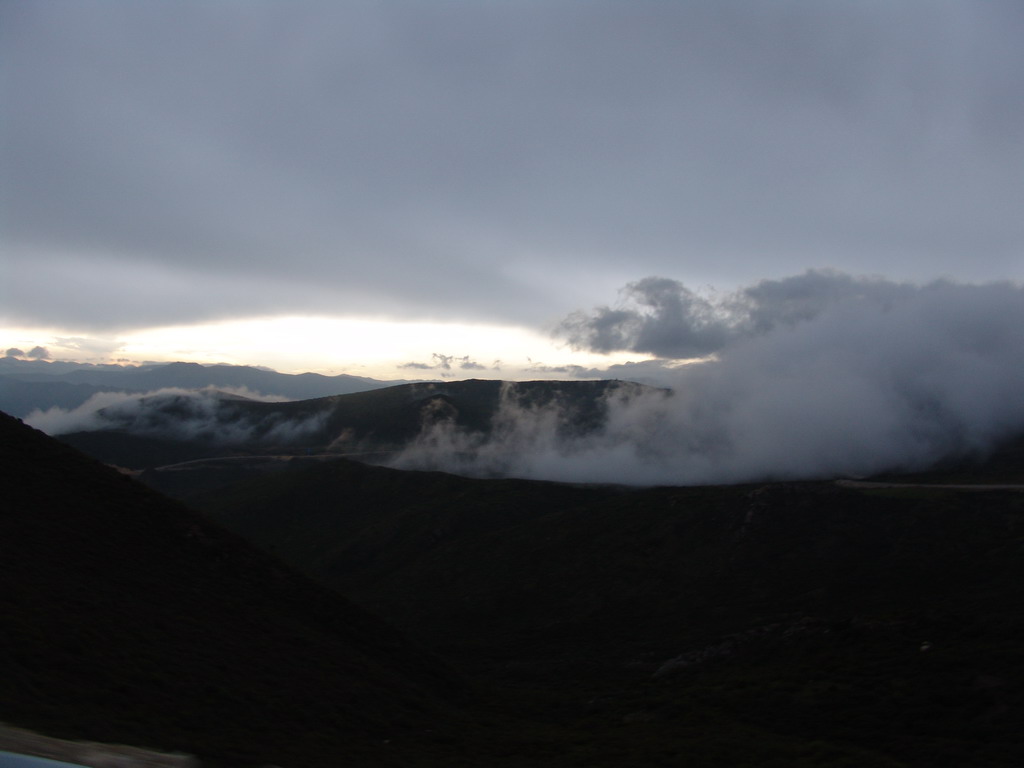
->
[[51, 378, 652, 472], [0, 358, 413, 417], [0, 411, 476, 767]]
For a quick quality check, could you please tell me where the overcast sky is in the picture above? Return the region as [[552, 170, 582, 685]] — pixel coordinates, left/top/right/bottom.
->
[[2, 1, 1022, 376]]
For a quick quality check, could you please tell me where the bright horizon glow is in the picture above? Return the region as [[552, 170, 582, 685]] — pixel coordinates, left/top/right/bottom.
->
[[0, 316, 653, 380]]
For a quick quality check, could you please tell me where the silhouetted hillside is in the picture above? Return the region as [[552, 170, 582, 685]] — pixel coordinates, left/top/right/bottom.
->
[[9, 402, 1024, 766], [189, 457, 1024, 767], [58, 429, 225, 470], [0, 411, 471, 767]]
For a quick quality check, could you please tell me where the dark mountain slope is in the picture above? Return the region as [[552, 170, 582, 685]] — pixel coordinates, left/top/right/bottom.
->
[[193, 463, 1024, 658], [0, 412, 474, 767], [189, 458, 1024, 767], [57, 378, 647, 468], [186, 459, 616, 639], [57, 429, 226, 470]]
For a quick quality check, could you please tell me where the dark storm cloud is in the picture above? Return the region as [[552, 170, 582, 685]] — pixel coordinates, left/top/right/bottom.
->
[[2, 2, 1023, 331]]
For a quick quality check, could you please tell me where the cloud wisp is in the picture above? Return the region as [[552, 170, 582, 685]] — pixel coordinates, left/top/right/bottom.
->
[[25, 387, 327, 446], [399, 353, 492, 375], [395, 274, 1024, 485]]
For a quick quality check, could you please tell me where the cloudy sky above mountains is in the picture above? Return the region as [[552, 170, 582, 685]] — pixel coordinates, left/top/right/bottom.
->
[[2, 1, 1022, 378]]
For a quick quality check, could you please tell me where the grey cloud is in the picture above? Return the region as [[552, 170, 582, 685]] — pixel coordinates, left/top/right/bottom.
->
[[560, 360, 684, 388], [397, 278, 1024, 485], [738, 271, 910, 332], [2, 2, 1022, 332], [559, 277, 734, 359], [6, 348, 25, 358], [558, 270, 931, 359], [400, 353, 488, 372], [27, 346, 51, 360], [524, 363, 590, 378]]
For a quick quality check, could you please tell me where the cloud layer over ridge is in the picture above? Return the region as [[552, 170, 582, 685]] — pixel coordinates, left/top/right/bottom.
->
[[396, 275, 1024, 484]]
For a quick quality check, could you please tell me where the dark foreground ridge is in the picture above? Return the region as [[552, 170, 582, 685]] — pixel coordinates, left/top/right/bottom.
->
[[189, 451, 1024, 766], [6, 408, 1024, 766], [0, 411, 471, 767]]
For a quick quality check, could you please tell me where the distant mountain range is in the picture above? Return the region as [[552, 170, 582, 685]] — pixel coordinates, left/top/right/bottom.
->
[[0, 358, 411, 417]]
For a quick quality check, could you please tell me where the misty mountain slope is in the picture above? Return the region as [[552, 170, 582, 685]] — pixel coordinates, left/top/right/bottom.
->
[[0, 376, 131, 419], [49, 378, 650, 470], [873, 433, 1024, 485], [0, 411, 485, 768], [189, 459, 1024, 766]]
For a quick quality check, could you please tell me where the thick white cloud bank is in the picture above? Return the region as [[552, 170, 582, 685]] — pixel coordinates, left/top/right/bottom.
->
[[395, 278, 1024, 485]]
